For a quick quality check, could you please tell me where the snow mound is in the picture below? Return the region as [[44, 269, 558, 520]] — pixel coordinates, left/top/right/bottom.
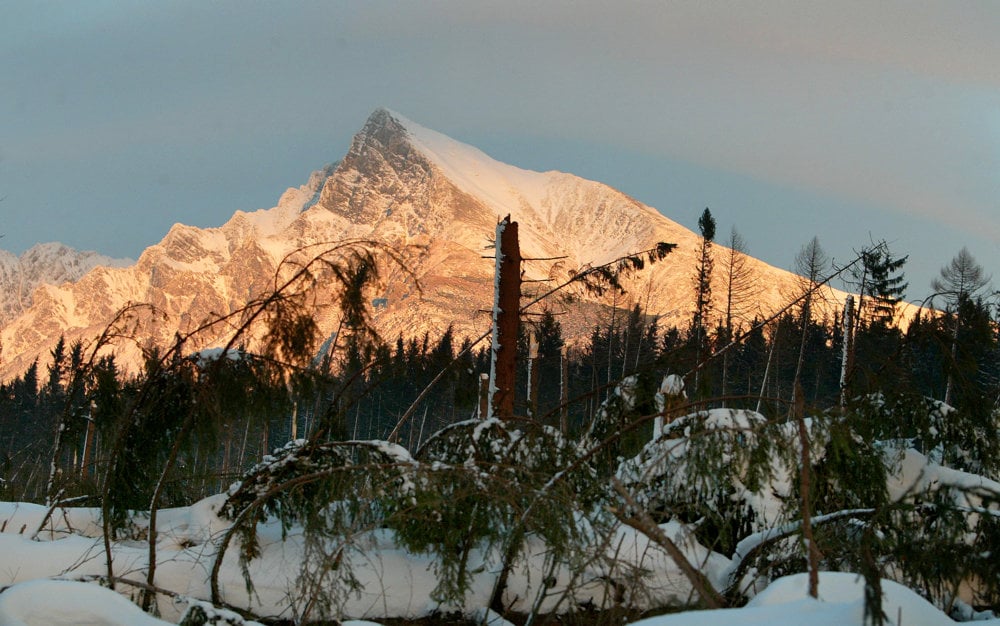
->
[[0, 579, 172, 626], [627, 571, 966, 626]]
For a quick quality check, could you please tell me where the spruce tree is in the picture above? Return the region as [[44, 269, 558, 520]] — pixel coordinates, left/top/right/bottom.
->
[[691, 208, 716, 396], [533, 310, 566, 425]]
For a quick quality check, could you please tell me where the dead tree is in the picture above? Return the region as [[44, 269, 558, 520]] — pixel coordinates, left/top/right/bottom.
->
[[488, 216, 521, 420]]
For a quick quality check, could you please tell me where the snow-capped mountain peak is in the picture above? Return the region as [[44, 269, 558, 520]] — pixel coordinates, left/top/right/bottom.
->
[[0, 109, 847, 379], [317, 109, 687, 268]]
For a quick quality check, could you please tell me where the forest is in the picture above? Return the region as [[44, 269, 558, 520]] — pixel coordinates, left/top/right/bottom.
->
[[0, 223, 999, 625]]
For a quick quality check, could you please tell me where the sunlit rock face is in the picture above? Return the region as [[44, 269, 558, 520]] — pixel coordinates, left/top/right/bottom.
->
[[0, 109, 839, 379], [0, 243, 131, 326]]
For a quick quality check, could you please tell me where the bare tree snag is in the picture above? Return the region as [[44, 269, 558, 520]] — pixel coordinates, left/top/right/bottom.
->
[[839, 295, 855, 408], [488, 216, 521, 420], [478, 372, 489, 419], [527, 332, 539, 419], [80, 409, 96, 479]]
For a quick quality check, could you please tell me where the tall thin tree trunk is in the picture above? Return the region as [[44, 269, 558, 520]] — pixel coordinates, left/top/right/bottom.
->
[[416, 406, 429, 450], [793, 382, 821, 598], [221, 427, 232, 493], [45, 418, 67, 507], [944, 317, 960, 406], [527, 333, 539, 419], [607, 298, 618, 393], [478, 373, 489, 419], [756, 324, 778, 414], [839, 296, 855, 408], [621, 304, 630, 380], [488, 217, 520, 420], [80, 413, 95, 480], [560, 346, 569, 435], [238, 418, 251, 470], [144, 410, 199, 611], [792, 295, 812, 410]]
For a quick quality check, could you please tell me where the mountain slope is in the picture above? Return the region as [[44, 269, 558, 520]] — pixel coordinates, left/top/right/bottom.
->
[[0, 244, 132, 326], [0, 109, 846, 379]]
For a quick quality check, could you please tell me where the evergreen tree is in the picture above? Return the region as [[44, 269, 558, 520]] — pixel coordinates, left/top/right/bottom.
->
[[533, 310, 566, 426], [691, 208, 716, 396], [45, 336, 66, 398], [861, 247, 908, 327], [733, 318, 768, 403], [947, 296, 998, 417], [837, 243, 909, 399], [902, 311, 947, 400]]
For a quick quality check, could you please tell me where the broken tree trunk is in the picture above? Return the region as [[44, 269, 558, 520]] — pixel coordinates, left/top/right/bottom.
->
[[488, 216, 521, 420], [527, 333, 539, 419]]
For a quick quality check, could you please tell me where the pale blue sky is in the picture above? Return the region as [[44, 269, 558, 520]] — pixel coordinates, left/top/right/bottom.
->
[[2, 1, 998, 301]]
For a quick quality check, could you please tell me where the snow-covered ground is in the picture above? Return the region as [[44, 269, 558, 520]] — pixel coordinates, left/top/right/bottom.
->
[[3, 405, 999, 624], [0, 492, 729, 624], [1, 567, 990, 626], [631, 572, 1000, 626]]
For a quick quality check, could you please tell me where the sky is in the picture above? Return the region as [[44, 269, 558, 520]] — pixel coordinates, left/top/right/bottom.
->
[[2, 1, 998, 303]]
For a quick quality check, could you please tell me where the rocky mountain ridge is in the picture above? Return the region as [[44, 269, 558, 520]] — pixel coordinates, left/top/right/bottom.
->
[[0, 109, 850, 379], [0, 244, 131, 326]]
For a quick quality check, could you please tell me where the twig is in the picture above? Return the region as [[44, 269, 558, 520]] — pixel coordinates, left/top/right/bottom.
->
[[28, 492, 88, 541]]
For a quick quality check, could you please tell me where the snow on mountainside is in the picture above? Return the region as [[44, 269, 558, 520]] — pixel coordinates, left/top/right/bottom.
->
[[316, 109, 676, 266], [0, 109, 854, 379], [0, 172, 330, 378], [0, 243, 131, 325]]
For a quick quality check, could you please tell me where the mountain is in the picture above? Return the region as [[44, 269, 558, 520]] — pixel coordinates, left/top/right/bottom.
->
[[0, 244, 131, 326], [0, 109, 849, 379]]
